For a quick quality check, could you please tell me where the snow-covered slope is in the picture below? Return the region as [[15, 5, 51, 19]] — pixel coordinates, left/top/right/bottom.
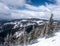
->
[[28, 30, 60, 46]]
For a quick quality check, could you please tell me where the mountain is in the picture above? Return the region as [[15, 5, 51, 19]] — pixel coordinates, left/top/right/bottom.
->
[[0, 18, 60, 46]]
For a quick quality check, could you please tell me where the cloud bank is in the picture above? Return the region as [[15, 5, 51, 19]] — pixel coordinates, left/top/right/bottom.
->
[[0, 0, 60, 20]]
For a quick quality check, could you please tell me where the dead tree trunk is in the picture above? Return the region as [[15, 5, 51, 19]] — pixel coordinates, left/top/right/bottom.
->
[[45, 13, 54, 37]]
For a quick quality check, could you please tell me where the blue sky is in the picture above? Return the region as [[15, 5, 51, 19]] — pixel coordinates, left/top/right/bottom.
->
[[0, 0, 57, 9], [0, 0, 60, 20], [27, 0, 56, 6]]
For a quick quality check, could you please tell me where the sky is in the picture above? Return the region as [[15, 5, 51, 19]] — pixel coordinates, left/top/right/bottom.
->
[[0, 0, 60, 20]]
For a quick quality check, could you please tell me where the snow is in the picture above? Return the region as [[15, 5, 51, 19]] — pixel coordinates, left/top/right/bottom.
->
[[28, 31, 60, 46], [4, 22, 17, 25], [14, 31, 24, 38], [36, 21, 43, 24]]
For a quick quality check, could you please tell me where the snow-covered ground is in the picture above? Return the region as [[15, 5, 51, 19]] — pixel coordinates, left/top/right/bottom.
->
[[28, 30, 60, 46]]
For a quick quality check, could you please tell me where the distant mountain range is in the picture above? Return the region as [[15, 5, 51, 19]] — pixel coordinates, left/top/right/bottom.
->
[[0, 18, 60, 23]]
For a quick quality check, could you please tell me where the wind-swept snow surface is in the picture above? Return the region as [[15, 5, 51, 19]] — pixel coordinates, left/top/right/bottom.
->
[[28, 31, 60, 46]]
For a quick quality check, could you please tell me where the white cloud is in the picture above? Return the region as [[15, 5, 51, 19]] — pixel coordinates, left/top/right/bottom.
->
[[56, 0, 60, 5], [0, 0, 60, 20], [25, 3, 60, 20], [25, 4, 50, 12], [11, 9, 51, 19], [0, 3, 12, 19], [45, 4, 60, 20], [0, 0, 26, 8]]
